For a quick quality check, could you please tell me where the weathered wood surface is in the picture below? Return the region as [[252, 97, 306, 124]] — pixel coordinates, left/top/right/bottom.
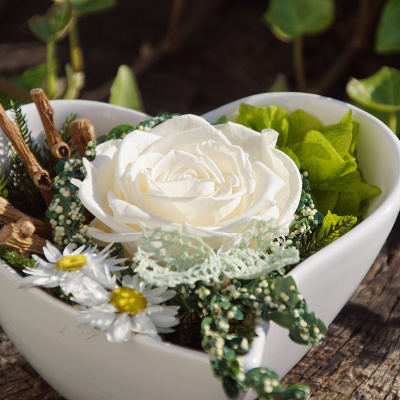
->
[[1, 218, 400, 399], [282, 218, 400, 399]]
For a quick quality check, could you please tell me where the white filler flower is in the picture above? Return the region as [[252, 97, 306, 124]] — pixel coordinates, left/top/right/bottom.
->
[[19, 241, 126, 305], [75, 275, 179, 342], [75, 114, 302, 255]]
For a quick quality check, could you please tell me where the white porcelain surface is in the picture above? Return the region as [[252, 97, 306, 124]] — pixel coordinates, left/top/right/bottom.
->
[[1, 94, 400, 400]]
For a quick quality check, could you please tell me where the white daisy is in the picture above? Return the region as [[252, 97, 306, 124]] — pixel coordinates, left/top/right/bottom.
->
[[74, 274, 180, 342], [18, 241, 127, 305]]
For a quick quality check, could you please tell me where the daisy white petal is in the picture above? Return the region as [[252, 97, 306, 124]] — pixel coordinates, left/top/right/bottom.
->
[[74, 274, 179, 342], [41, 241, 62, 263], [19, 242, 126, 307], [109, 314, 133, 343]]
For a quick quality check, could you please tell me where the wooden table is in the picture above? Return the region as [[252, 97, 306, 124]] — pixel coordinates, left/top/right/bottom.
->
[[1, 218, 400, 400]]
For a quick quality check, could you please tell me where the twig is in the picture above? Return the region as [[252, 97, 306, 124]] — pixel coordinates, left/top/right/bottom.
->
[[311, 0, 385, 94], [30, 88, 71, 159], [0, 217, 47, 256], [166, 0, 187, 53], [293, 36, 306, 92], [0, 197, 53, 240], [69, 118, 95, 157], [0, 103, 53, 205]]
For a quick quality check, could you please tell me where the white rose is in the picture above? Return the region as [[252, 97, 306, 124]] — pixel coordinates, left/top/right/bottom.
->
[[76, 114, 301, 256]]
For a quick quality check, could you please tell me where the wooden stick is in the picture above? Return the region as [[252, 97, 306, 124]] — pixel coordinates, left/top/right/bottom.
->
[[0, 197, 53, 240], [69, 118, 95, 157], [0, 104, 53, 204], [0, 217, 47, 256], [30, 88, 70, 159]]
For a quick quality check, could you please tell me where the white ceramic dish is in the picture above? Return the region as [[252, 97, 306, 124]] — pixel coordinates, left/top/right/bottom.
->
[[1, 93, 400, 400]]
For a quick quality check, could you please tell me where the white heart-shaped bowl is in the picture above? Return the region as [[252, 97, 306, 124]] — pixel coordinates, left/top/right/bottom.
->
[[0, 93, 400, 400]]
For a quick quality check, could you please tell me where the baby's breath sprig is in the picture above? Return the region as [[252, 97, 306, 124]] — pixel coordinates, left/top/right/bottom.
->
[[290, 171, 324, 240], [192, 274, 327, 399], [45, 157, 91, 249]]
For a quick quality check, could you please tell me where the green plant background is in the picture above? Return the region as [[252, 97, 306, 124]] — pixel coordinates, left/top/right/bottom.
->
[[0, 0, 399, 126]]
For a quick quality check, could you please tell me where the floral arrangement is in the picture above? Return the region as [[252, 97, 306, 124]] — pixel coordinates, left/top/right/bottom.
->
[[0, 90, 380, 400]]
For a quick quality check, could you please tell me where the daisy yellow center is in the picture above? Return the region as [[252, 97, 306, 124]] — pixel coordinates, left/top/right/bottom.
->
[[109, 287, 147, 316], [54, 254, 87, 271]]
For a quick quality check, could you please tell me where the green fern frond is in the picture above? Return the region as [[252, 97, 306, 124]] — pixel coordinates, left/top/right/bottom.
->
[[0, 246, 36, 272], [0, 165, 8, 199], [60, 113, 77, 145], [314, 215, 357, 250], [9, 99, 31, 148], [298, 214, 357, 259], [8, 100, 44, 162]]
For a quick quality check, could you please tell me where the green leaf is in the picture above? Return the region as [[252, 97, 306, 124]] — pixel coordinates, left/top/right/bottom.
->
[[375, 0, 400, 54], [286, 109, 324, 146], [55, 0, 117, 16], [310, 190, 338, 216], [0, 63, 47, 105], [201, 316, 213, 330], [245, 368, 280, 393], [280, 146, 300, 169], [269, 311, 296, 330], [236, 103, 289, 147], [264, 0, 335, 41], [282, 384, 310, 400], [222, 376, 240, 399], [346, 66, 400, 112], [109, 65, 143, 111], [333, 182, 381, 216], [106, 123, 135, 140], [268, 73, 289, 92], [234, 104, 381, 218], [28, 1, 76, 43], [292, 130, 358, 189], [321, 111, 353, 158], [11, 63, 47, 93], [349, 120, 359, 157], [63, 63, 84, 99], [214, 115, 227, 124]]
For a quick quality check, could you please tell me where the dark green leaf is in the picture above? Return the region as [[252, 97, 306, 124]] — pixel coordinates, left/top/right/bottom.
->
[[67, 0, 117, 16], [375, 0, 400, 54], [282, 384, 310, 400], [215, 115, 228, 124], [201, 316, 213, 330], [28, 1, 76, 43], [106, 124, 135, 140], [11, 63, 47, 93], [264, 0, 335, 41], [289, 329, 309, 345], [222, 376, 240, 399], [269, 311, 296, 329]]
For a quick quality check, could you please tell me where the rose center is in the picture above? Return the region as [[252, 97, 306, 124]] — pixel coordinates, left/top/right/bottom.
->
[[54, 254, 87, 271], [109, 287, 147, 315]]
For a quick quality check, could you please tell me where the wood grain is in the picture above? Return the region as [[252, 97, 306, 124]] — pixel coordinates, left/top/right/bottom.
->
[[1, 219, 400, 400]]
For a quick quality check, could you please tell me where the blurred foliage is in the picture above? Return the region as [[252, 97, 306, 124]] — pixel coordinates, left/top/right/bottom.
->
[[109, 65, 143, 111], [0, 0, 142, 112]]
